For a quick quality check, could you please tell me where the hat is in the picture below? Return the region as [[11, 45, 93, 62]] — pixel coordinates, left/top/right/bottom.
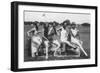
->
[[63, 19, 71, 26], [71, 22, 76, 26]]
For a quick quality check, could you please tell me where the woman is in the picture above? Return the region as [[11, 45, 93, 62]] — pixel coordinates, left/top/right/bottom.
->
[[27, 24, 42, 57], [51, 22, 61, 56], [57, 21, 75, 48], [70, 22, 88, 56]]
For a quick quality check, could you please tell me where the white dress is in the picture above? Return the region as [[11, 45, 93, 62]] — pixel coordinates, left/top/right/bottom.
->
[[60, 27, 68, 42], [71, 28, 81, 46], [31, 35, 42, 57], [71, 28, 88, 56]]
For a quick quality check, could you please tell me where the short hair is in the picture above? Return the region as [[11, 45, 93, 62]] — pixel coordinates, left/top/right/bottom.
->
[[71, 22, 76, 26], [39, 22, 45, 25], [48, 22, 53, 26], [53, 21, 59, 26]]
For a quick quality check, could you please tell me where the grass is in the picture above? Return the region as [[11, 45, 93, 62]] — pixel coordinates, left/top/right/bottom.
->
[[24, 25, 90, 62]]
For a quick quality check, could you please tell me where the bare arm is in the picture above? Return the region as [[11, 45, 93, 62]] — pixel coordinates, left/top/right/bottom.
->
[[56, 27, 63, 31], [27, 28, 36, 37]]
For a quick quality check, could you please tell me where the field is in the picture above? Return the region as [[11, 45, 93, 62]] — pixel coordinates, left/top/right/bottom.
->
[[24, 25, 90, 62]]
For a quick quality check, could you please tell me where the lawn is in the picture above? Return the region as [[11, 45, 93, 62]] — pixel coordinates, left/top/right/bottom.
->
[[24, 25, 90, 62]]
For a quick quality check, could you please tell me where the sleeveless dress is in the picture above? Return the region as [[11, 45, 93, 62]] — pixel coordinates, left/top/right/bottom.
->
[[71, 28, 80, 45], [60, 27, 69, 42], [31, 34, 42, 56]]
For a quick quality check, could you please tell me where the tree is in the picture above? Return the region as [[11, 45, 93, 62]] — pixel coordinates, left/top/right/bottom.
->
[[81, 23, 90, 27]]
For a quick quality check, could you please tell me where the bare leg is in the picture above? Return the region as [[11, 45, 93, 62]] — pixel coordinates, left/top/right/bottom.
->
[[31, 43, 36, 57], [53, 40, 60, 57], [32, 53, 35, 57], [73, 40, 88, 56], [79, 44, 88, 56], [63, 41, 75, 48], [44, 41, 49, 59]]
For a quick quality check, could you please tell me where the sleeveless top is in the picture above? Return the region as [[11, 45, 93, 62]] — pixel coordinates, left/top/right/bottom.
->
[[71, 28, 79, 37], [60, 27, 69, 41]]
